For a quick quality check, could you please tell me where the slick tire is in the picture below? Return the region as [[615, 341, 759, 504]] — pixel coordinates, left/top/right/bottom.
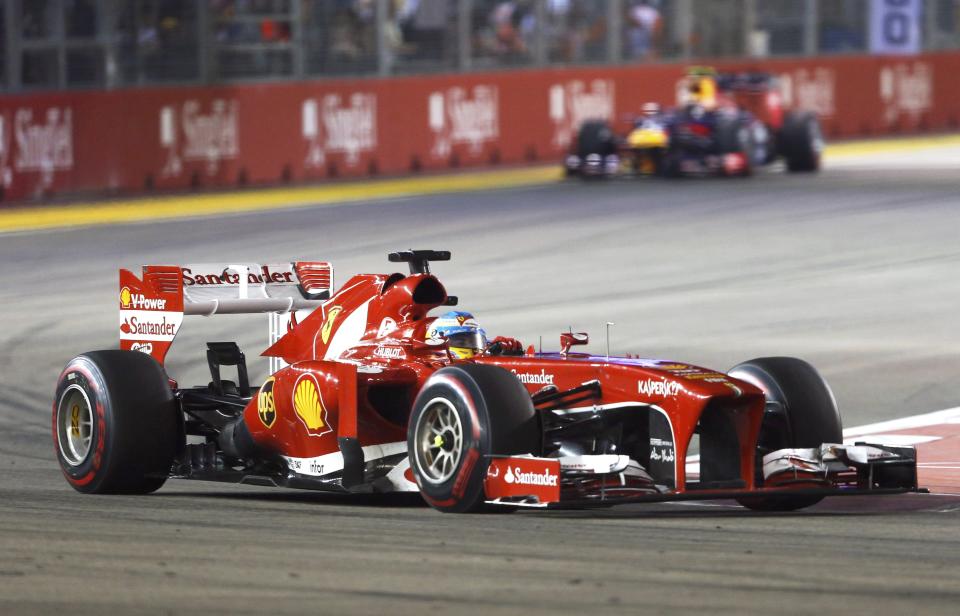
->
[[408, 364, 540, 513], [53, 350, 181, 494], [780, 111, 823, 172], [714, 115, 753, 177], [576, 120, 617, 159], [728, 357, 842, 512]]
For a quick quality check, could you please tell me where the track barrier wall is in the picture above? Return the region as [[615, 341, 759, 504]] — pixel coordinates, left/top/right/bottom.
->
[[1, 53, 957, 203]]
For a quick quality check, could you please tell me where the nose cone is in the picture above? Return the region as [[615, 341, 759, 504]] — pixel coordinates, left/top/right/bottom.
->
[[644, 361, 763, 400]]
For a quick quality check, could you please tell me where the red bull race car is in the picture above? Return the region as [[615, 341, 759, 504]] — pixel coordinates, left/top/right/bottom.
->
[[54, 250, 916, 513], [565, 68, 823, 178]]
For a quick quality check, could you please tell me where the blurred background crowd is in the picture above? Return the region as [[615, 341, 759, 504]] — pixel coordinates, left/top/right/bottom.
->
[[3, 0, 960, 91]]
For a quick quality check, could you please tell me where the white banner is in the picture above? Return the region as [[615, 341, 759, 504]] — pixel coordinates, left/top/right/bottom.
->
[[870, 0, 922, 55]]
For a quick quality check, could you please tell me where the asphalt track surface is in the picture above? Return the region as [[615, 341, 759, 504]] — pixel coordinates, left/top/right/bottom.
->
[[2, 149, 960, 614]]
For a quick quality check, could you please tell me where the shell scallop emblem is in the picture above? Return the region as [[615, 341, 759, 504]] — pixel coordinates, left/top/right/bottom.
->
[[320, 306, 343, 345], [119, 286, 132, 309], [293, 375, 331, 436]]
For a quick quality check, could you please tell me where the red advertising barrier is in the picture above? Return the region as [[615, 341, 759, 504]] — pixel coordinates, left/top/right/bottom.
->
[[1, 52, 958, 203]]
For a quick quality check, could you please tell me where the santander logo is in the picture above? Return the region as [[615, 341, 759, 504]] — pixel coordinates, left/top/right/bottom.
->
[[503, 465, 558, 487]]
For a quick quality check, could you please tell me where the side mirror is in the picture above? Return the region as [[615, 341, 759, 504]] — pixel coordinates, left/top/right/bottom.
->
[[560, 332, 589, 355]]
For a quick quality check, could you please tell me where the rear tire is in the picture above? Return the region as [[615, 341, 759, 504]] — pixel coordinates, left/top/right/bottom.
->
[[407, 364, 539, 513], [780, 111, 823, 172], [53, 350, 180, 494], [728, 356, 841, 511]]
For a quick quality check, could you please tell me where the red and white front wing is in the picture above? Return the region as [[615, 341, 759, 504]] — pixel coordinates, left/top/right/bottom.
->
[[761, 443, 917, 491], [484, 454, 661, 507], [483, 443, 918, 508]]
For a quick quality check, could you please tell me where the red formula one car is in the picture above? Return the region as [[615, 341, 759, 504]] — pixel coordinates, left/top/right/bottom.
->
[[566, 68, 823, 178], [54, 251, 916, 512]]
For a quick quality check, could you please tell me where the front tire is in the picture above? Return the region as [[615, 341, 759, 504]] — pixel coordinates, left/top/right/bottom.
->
[[728, 356, 842, 511], [53, 350, 181, 494], [576, 120, 616, 158], [780, 111, 823, 172], [574, 120, 617, 179], [408, 364, 539, 513], [713, 115, 753, 177]]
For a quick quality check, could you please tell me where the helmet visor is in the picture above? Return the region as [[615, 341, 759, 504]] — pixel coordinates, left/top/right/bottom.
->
[[445, 331, 488, 353]]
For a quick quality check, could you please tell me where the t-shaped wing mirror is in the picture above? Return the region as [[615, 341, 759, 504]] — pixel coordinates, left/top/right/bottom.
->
[[560, 331, 589, 355]]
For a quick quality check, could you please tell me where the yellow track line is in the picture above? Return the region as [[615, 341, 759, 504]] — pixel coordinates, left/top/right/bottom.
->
[[1, 133, 957, 234], [825, 133, 960, 158], [0, 166, 562, 234]]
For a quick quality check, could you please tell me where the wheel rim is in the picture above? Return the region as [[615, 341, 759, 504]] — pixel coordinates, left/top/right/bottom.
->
[[414, 397, 464, 485], [57, 384, 94, 467]]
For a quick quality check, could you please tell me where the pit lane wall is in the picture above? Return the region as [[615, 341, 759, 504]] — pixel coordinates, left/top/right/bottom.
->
[[0, 53, 956, 203]]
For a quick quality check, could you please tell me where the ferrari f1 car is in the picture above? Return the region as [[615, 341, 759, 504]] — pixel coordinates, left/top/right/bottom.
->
[[565, 67, 823, 178], [54, 250, 916, 512]]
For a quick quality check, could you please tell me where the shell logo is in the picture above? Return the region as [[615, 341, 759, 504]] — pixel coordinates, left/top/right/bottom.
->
[[320, 306, 343, 344], [120, 286, 132, 309], [293, 375, 331, 436]]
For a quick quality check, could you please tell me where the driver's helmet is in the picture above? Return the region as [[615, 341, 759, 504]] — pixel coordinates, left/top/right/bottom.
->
[[426, 311, 488, 359], [686, 74, 717, 109]]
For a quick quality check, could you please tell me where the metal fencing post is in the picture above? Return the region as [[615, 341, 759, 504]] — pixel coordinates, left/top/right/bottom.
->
[[3, 0, 17, 91], [743, 0, 756, 57], [533, 0, 547, 66], [676, 0, 693, 58], [197, 0, 211, 84], [376, 0, 390, 77], [55, 0, 66, 89], [803, 0, 819, 55], [923, 0, 938, 50], [607, 0, 622, 63], [291, 0, 304, 80], [95, 0, 116, 89], [458, 0, 471, 71]]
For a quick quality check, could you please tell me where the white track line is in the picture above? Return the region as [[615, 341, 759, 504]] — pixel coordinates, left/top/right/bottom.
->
[[842, 406, 960, 437], [684, 407, 960, 495]]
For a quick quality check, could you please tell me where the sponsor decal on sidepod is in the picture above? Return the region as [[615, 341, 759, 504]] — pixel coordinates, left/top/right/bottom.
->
[[292, 375, 332, 437], [258, 377, 277, 428], [511, 369, 554, 385], [373, 346, 405, 360]]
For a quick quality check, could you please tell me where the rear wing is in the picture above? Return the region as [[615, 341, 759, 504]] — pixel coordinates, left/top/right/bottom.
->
[[119, 262, 332, 367]]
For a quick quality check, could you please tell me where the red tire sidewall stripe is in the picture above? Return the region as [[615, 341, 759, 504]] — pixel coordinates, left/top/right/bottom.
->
[[54, 360, 108, 487], [411, 369, 490, 508]]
